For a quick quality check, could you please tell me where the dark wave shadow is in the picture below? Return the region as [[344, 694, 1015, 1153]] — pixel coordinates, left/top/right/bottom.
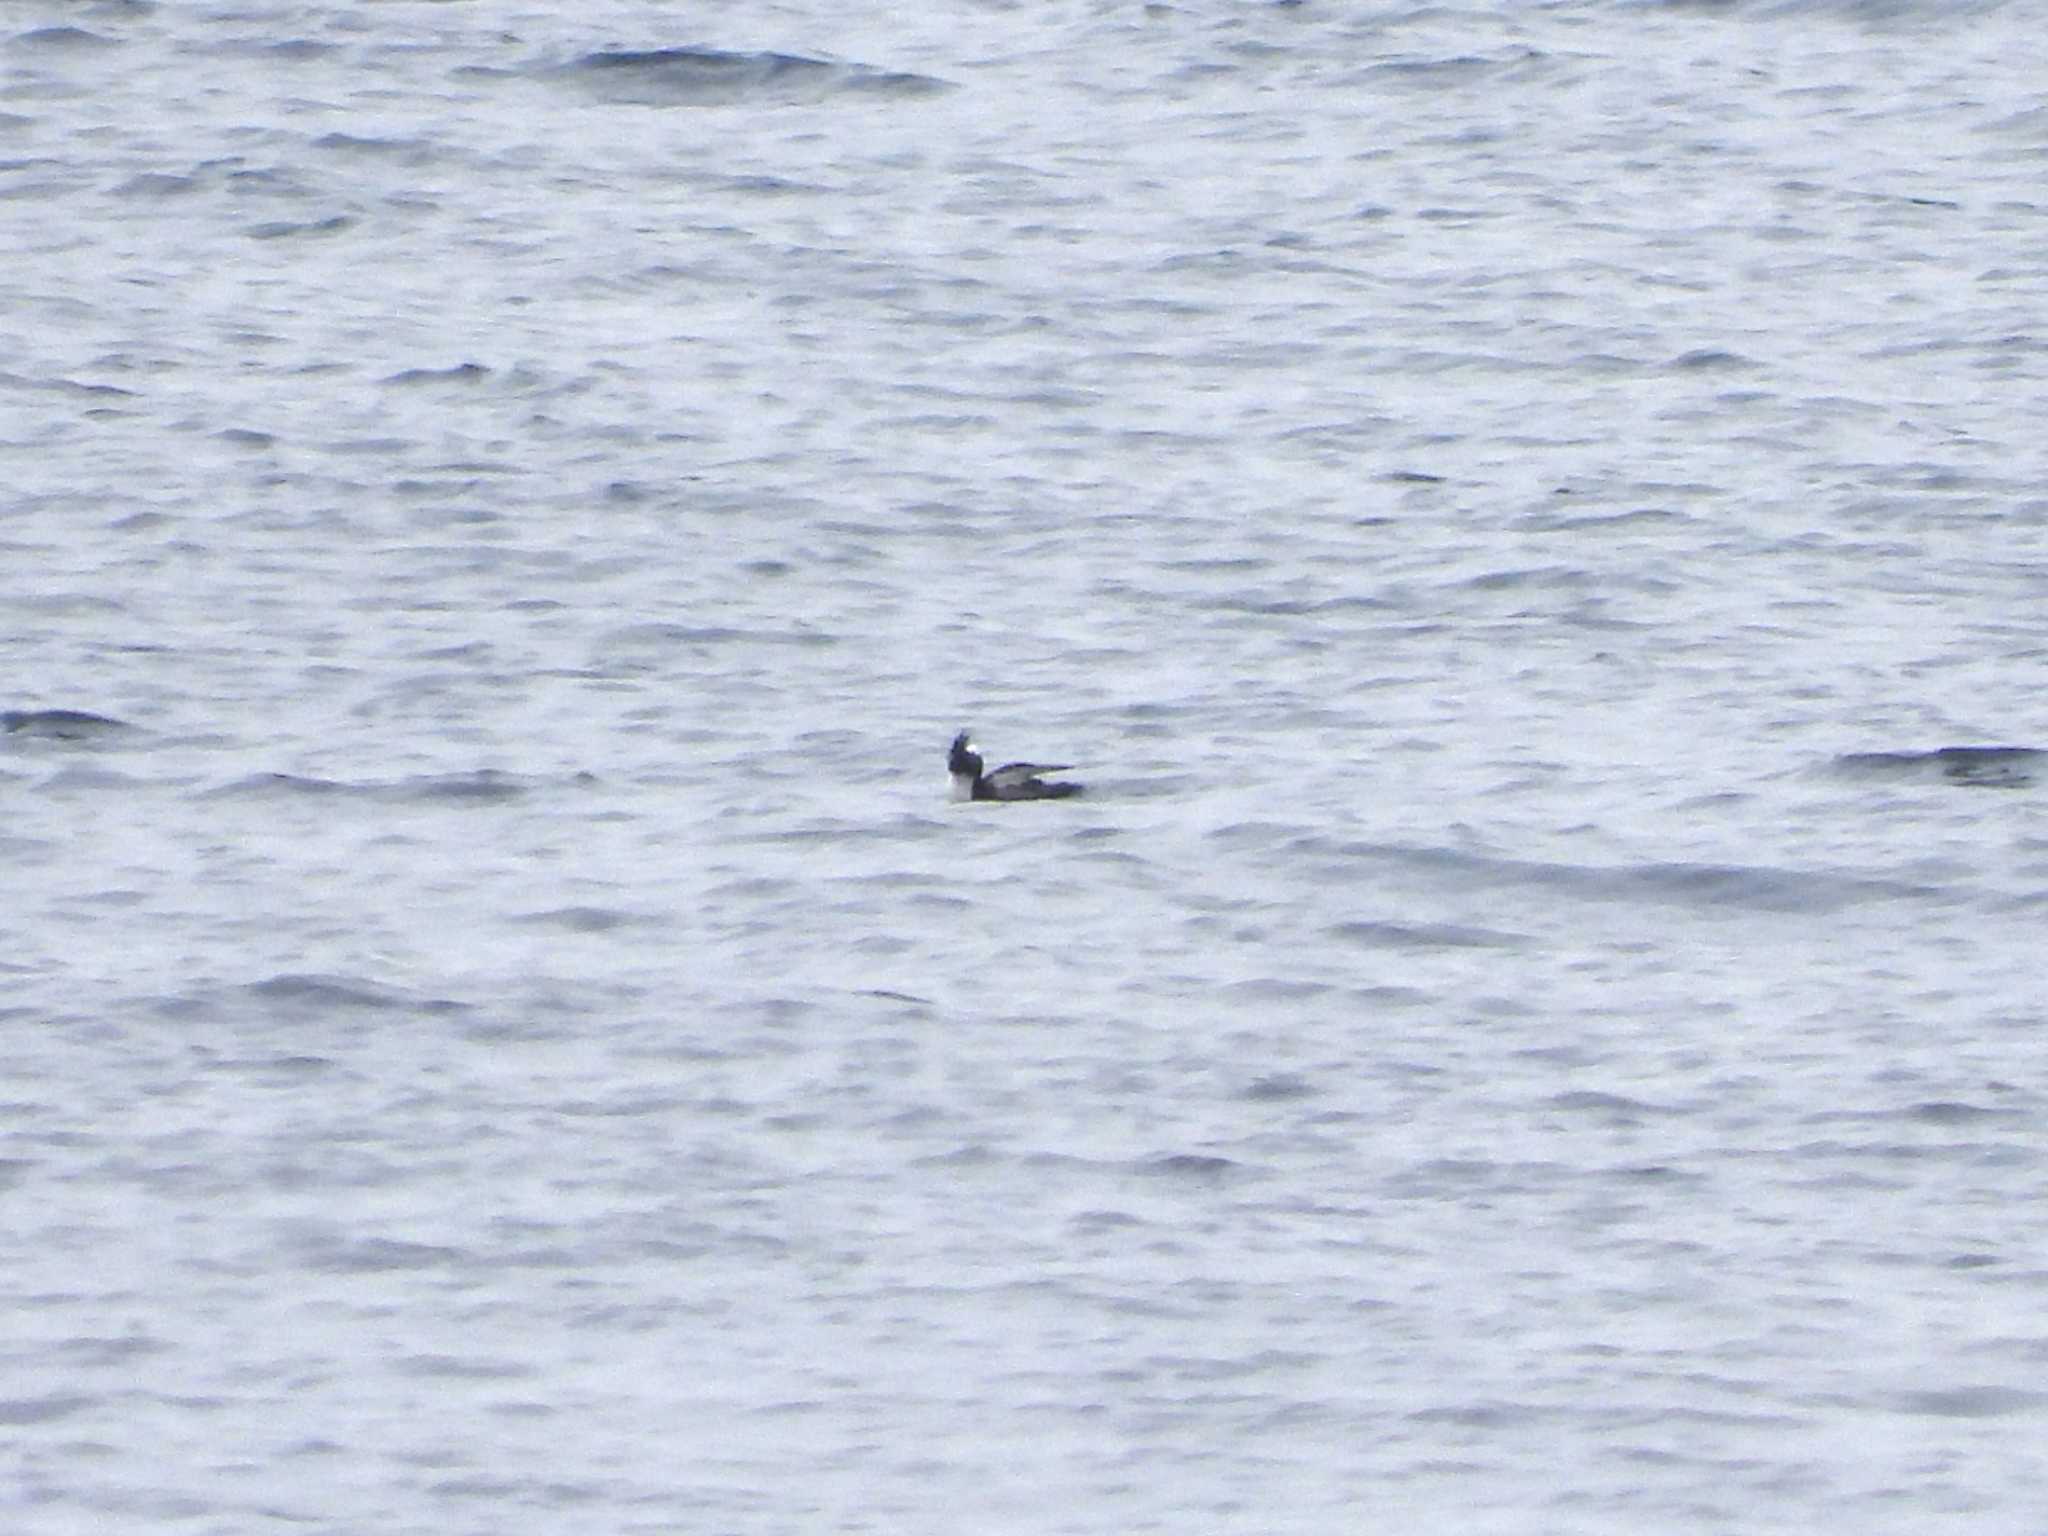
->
[[1834, 746, 2042, 789], [2, 708, 132, 741], [202, 769, 542, 804], [1280, 836, 1937, 914], [560, 47, 949, 107], [152, 972, 472, 1025], [1324, 919, 1527, 951]]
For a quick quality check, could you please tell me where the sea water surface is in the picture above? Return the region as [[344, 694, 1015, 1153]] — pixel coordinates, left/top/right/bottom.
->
[[6, 1, 2048, 1531]]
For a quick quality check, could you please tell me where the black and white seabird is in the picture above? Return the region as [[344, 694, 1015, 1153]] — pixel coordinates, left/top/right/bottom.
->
[[948, 730, 1082, 802]]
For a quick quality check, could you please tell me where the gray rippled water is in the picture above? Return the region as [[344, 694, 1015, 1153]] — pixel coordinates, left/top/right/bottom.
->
[[6, 1, 2048, 1531]]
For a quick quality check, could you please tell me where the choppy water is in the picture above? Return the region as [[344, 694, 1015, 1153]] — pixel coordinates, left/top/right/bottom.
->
[[7, 1, 2048, 1530]]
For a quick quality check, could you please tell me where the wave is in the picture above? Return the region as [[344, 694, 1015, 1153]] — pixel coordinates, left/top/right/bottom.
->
[[511, 906, 645, 933], [203, 769, 541, 804], [149, 972, 471, 1021], [1284, 836, 1937, 913], [247, 973, 420, 1011], [560, 47, 949, 108], [1324, 919, 1526, 950], [2, 708, 132, 741], [1833, 745, 2042, 789]]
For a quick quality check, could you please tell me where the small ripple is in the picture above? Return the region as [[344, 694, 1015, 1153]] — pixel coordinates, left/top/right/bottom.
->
[[1325, 919, 1525, 950], [146, 973, 470, 1025], [394, 1354, 533, 1381], [203, 769, 530, 804], [11, 27, 118, 50], [384, 361, 490, 386], [1296, 838, 1939, 913], [301, 1236, 469, 1273], [1547, 1090, 1680, 1120], [1219, 977, 1333, 1003], [1669, 347, 1755, 371], [513, 906, 643, 933], [248, 974, 414, 1011], [601, 621, 838, 651], [1407, 1400, 1536, 1428], [311, 131, 443, 164], [113, 171, 196, 197], [203, 771, 347, 798], [0, 1394, 94, 1425], [1142, 1153, 1240, 1180], [246, 213, 353, 240], [1241, 1074, 1316, 1102], [1908, 1100, 2013, 1125], [1806, 1099, 2023, 1129], [1894, 1385, 2046, 1419]]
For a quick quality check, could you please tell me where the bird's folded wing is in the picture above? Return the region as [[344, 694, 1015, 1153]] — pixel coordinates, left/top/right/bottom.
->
[[986, 762, 1072, 789]]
